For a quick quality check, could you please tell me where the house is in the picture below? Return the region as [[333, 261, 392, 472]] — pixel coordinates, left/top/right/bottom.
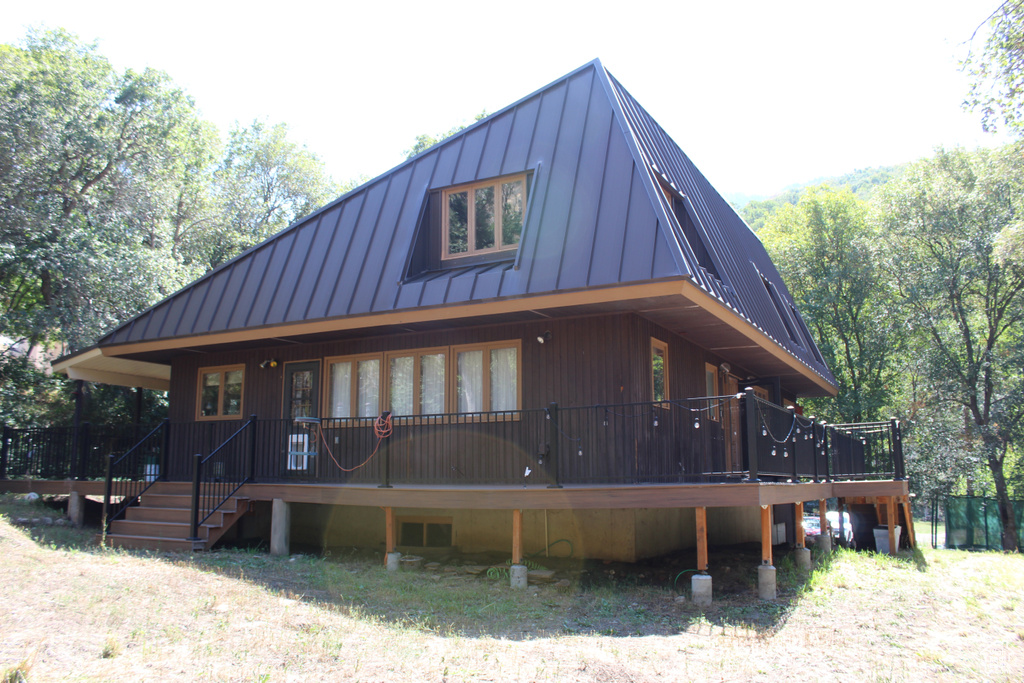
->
[[35, 60, 910, 590]]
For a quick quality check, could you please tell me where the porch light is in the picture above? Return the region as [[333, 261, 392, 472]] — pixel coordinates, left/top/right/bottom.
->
[[536, 331, 552, 344], [259, 359, 279, 369]]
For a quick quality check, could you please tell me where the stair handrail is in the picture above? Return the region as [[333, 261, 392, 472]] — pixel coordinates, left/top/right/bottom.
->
[[102, 419, 170, 534], [189, 415, 256, 542]]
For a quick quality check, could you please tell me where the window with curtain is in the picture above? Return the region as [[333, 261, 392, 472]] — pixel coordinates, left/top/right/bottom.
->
[[326, 355, 381, 418]]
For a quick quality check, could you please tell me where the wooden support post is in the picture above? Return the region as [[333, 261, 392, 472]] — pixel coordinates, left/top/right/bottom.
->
[[695, 506, 708, 571], [887, 496, 897, 555], [818, 498, 828, 537], [385, 506, 396, 554], [760, 505, 773, 565], [512, 509, 523, 565], [794, 502, 805, 548], [902, 499, 917, 548]]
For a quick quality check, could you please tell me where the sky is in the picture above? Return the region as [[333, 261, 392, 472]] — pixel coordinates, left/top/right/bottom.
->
[[0, 0, 1009, 199]]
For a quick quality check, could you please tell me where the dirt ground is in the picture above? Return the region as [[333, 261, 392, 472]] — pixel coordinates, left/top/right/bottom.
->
[[2, 496, 1023, 682]]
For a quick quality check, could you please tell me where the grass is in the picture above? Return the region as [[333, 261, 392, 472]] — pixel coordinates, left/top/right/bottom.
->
[[2, 492, 1023, 681]]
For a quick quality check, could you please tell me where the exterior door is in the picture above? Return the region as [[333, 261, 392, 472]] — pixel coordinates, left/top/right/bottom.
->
[[284, 361, 320, 472]]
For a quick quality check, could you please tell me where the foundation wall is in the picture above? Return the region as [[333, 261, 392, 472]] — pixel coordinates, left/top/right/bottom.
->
[[706, 506, 761, 544], [279, 503, 762, 562]]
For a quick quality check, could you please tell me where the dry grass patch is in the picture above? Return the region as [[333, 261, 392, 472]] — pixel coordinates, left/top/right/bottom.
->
[[2, 493, 1023, 681]]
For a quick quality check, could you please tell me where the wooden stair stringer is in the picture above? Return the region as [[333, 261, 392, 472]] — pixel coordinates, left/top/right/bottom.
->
[[97, 488, 251, 552]]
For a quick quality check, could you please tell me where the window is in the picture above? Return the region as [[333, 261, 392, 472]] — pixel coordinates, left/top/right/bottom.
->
[[197, 365, 244, 420], [705, 362, 721, 420], [651, 339, 669, 403], [455, 341, 520, 412], [398, 516, 453, 548], [760, 272, 802, 347], [326, 354, 381, 418], [322, 342, 520, 419], [443, 175, 526, 259], [386, 348, 447, 416]]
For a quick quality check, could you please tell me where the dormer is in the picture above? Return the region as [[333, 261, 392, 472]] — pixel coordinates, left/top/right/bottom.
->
[[406, 171, 532, 278]]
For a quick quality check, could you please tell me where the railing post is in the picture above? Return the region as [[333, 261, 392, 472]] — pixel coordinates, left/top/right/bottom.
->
[[823, 424, 832, 481], [378, 412, 392, 489], [189, 453, 202, 541], [744, 388, 759, 482], [160, 418, 170, 482], [248, 414, 258, 481], [0, 425, 9, 480], [547, 402, 562, 489], [811, 420, 820, 482], [788, 406, 798, 482], [891, 418, 905, 480], [102, 453, 114, 535], [76, 422, 91, 481]]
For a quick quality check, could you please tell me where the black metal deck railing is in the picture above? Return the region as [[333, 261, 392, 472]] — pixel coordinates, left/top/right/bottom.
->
[[2, 395, 906, 492]]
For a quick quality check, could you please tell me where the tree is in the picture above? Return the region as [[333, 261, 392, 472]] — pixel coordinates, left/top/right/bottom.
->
[[0, 29, 205, 352], [759, 186, 904, 423], [964, 1, 1024, 136], [404, 110, 488, 159], [876, 146, 1024, 550], [202, 120, 339, 269]]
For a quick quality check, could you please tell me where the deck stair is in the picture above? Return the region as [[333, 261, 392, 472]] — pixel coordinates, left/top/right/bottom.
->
[[97, 482, 249, 552]]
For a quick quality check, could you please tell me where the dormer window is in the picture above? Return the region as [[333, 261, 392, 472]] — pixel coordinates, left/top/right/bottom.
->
[[443, 175, 526, 259]]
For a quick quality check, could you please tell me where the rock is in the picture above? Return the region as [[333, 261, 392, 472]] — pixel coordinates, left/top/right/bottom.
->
[[19, 492, 40, 503], [463, 565, 489, 576], [527, 569, 557, 584], [424, 562, 441, 571], [40, 517, 54, 526], [14, 517, 30, 525], [400, 555, 423, 570], [554, 579, 572, 589], [674, 595, 687, 604]]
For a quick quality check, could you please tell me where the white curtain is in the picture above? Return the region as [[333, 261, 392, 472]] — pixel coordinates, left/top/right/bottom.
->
[[490, 347, 517, 411], [458, 350, 483, 412], [389, 356, 414, 415], [420, 353, 446, 415], [357, 359, 380, 417], [328, 362, 352, 417]]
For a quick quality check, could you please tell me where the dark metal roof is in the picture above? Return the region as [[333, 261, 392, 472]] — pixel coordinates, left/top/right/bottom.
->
[[97, 59, 835, 392]]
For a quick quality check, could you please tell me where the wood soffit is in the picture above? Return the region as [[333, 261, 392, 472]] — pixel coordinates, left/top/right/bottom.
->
[[86, 278, 836, 396]]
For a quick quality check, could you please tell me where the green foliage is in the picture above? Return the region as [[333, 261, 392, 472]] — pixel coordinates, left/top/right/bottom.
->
[[964, 1, 1024, 136], [876, 145, 1024, 548], [0, 28, 203, 352], [404, 110, 488, 159], [759, 186, 903, 422], [738, 166, 901, 232], [0, 28, 345, 423], [205, 120, 340, 269]]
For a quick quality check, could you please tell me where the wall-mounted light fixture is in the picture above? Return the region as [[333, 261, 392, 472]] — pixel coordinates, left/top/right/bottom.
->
[[536, 331, 552, 344], [259, 359, 279, 369], [719, 362, 731, 373]]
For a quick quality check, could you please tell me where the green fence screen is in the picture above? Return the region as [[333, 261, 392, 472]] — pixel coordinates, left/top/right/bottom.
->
[[935, 496, 1024, 551]]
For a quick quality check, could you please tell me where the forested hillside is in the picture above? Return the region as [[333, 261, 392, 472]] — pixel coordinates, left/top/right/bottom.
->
[[736, 165, 903, 232]]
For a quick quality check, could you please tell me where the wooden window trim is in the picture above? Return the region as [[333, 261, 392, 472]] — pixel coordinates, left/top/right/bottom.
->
[[323, 352, 384, 420], [441, 173, 527, 260], [651, 338, 669, 404], [320, 342, 521, 420], [385, 346, 449, 420], [451, 339, 522, 421], [196, 364, 245, 421]]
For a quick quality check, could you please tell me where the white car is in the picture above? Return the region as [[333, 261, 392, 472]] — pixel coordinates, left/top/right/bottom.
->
[[826, 511, 854, 544]]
